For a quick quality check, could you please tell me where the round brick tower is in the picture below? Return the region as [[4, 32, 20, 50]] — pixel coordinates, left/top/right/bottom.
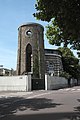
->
[[16, 22, 45, 79]]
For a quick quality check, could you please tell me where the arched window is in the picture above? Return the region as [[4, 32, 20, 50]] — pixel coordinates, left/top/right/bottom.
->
[[26, 44, 32, 72]]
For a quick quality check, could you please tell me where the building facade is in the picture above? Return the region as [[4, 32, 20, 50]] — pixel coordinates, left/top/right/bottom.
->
[[16, 23, 63, 78], [0, 68, 13, 76], [45, 49, 63, 76]]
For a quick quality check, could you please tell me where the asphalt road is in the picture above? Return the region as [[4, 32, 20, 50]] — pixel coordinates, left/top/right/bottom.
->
[[0, 86, 80, 120]]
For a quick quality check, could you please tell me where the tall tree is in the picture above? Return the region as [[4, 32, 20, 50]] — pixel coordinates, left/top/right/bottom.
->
[[58, 47, 80, 80], [34, 0, 80, 50]]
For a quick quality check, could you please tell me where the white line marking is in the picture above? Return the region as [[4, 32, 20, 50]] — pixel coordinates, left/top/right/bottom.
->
[[65, 88, 71, 91], [71, 89, 75, 91], [77, 89, 80, 91], [59, 89, 63, 91], [27, 91, 53, 99]]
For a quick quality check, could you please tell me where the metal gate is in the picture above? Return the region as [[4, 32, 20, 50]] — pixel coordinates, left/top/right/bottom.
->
[[32, 78, 44, 90]]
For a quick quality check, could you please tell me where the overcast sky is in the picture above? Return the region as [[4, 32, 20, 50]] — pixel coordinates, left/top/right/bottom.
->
[[0, 0, 78, 70]]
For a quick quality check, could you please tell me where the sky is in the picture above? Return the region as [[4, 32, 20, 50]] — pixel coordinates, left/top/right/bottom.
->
[[0, 0, 78, 70]]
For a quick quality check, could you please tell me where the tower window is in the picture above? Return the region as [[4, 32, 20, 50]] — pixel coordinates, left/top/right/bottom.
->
[[26, 30, 32, 37]]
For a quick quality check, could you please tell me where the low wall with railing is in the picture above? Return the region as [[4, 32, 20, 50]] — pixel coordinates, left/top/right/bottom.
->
[[0, 75, 31, 91]]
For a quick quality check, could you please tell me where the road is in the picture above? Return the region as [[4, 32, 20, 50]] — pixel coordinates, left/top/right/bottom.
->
[[0, 86, 80, 120]]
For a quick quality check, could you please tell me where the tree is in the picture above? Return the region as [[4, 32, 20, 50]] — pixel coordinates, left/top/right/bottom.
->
[[58, 46, 75, 57], [46, 19, 80, 49], [77, 52, 80, 57], [58, 47, 80, 81], [34, 0, 80, 50]]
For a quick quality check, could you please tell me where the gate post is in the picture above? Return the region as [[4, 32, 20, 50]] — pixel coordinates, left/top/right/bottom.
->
[[26, 73, 31, 91]]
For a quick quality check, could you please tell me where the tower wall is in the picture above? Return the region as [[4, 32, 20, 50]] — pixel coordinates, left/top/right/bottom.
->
[[16, 23, 45, 79]]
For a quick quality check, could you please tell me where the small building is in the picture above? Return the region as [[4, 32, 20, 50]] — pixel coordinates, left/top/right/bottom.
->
[[0, 68, 16, 76], [45, 49, 63, 76], [0, 68, 11, 76]]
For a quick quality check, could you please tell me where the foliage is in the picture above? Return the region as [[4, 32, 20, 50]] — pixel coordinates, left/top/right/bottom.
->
[[69, 64, 80, 79], [34, 0, 80, 50], [59, 71, 71, 79], [58, 47, 80, 79], [77, 52, 80, 58], [46, 20, 64, 46], [33, 41, 39, 78], [58, 47, 74, 57], [33, 53, 39, 78]]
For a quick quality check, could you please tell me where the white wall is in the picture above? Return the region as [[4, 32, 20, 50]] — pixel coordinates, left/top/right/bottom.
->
[[0, 75, 31, 91], [45, 75, 68, 90]]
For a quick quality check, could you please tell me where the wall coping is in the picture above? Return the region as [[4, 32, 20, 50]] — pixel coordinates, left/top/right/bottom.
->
[[18, 22, 44, 30]]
